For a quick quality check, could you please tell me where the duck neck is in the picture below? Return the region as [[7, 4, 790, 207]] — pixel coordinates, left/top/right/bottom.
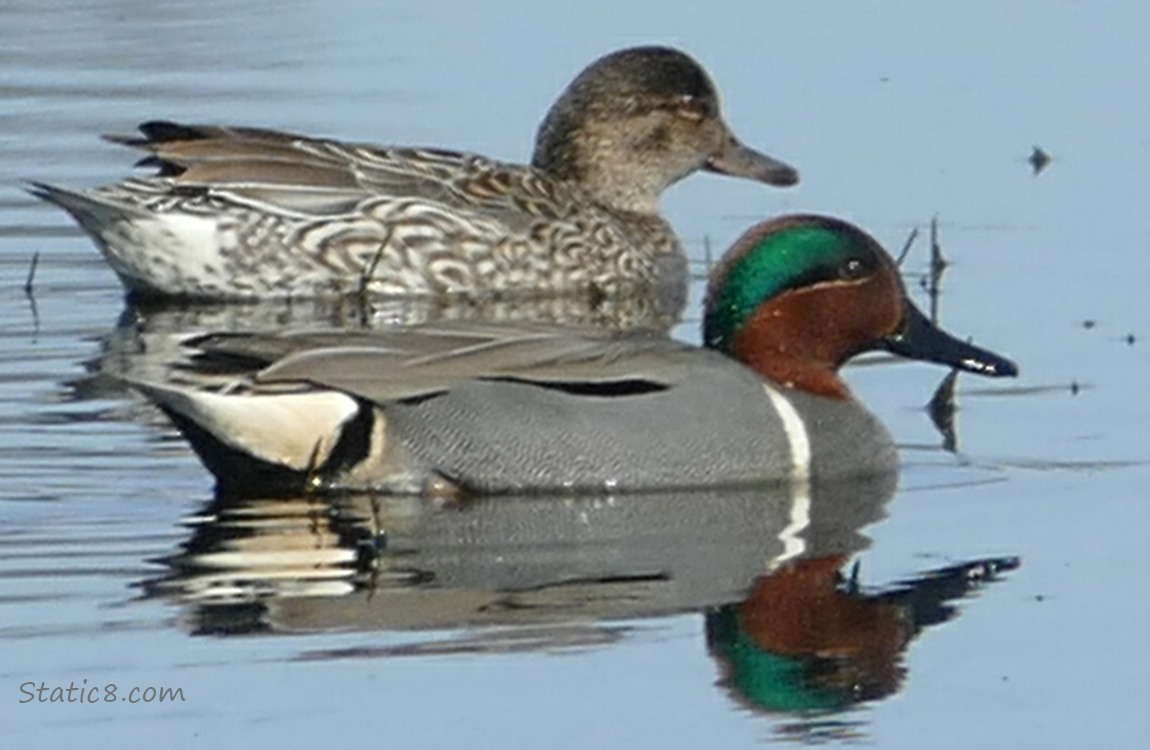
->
[[533, 117, 670, 215], [728, 293, 857, 401]]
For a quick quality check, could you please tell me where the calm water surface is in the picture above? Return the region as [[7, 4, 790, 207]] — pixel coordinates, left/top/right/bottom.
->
[[3, 1, 1149, 747]]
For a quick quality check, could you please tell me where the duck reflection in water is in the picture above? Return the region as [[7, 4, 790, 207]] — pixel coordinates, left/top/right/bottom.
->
[[137, 473, 1018, 729], [706, 554, 1019, 720]]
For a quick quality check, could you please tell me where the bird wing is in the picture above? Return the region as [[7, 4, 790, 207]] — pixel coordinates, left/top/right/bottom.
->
[[189, 324, 694, 403], [106, 120, 573, 230]]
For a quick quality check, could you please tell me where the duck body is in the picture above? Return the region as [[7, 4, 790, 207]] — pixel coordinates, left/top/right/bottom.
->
[[131, 215, 1018, 496], [30, 139, 688, 301], [29, 47, 798, 301], [381, 350, 897, 492], [138, 327, 896, 494]]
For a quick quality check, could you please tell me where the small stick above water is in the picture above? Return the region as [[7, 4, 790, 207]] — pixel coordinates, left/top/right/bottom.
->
[[895, 226, 919, 267], [928, 217, 948, 324]]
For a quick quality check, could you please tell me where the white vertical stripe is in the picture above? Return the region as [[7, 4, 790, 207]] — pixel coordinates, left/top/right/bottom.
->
[[762, 383, 811, 483], [762, 383, 813, 568]]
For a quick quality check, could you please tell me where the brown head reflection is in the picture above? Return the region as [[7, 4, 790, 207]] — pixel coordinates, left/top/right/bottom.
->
[[706, 555, 1019, 714]]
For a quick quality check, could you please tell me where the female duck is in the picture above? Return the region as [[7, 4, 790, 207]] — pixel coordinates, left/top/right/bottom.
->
[[29, 46, 797, 301], [132, 215, 1017, 494]]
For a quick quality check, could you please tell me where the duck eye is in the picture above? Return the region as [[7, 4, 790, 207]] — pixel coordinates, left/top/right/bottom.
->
[[675, 95, 709, 121], [839, 257, 869, 280]]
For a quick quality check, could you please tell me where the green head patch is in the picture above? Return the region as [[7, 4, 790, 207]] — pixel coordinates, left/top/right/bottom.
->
[[703, 220, 878, 353]]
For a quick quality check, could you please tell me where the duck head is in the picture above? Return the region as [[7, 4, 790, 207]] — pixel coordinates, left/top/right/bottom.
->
[[533, 46, 798, 214], [703, 215, 1018, 399]]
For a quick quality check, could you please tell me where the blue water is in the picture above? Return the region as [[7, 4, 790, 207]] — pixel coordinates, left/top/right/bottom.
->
[[3, 0, 1148, 747]]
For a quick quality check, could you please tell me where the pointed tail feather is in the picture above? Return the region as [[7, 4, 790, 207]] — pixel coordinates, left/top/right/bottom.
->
[[26, 181, 150, 223]]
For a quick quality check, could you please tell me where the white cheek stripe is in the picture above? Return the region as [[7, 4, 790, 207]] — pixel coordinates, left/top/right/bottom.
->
[[762, 383, 813, 569]]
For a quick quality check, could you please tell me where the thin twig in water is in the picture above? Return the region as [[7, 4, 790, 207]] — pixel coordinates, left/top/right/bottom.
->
[[690, 235, 714, 282], [24, 252, 41, 335], [24, 251, 40, 296], [895, 227, 919, 267], [354, 233, 391, 325], [927, 368, 960, 453], [359, 239, 388, 297], [304, 438, 326, 492], [928, 216, 949, 324], [929, 216, 948, 279]]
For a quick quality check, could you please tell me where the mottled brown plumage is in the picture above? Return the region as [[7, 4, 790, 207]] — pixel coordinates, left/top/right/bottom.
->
[[30, 46, 798, 301]]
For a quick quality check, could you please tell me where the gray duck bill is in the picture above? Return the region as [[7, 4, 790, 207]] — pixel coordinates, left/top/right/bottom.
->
[[704, 133, 799, 187]]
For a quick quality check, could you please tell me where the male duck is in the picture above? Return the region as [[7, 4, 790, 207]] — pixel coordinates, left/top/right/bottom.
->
[[131, 215, 1017, 495], [29, 46, 798, 301]]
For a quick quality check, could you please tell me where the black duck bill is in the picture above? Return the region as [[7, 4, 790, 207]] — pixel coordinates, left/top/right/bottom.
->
[[880, 300, 1019, 378]]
